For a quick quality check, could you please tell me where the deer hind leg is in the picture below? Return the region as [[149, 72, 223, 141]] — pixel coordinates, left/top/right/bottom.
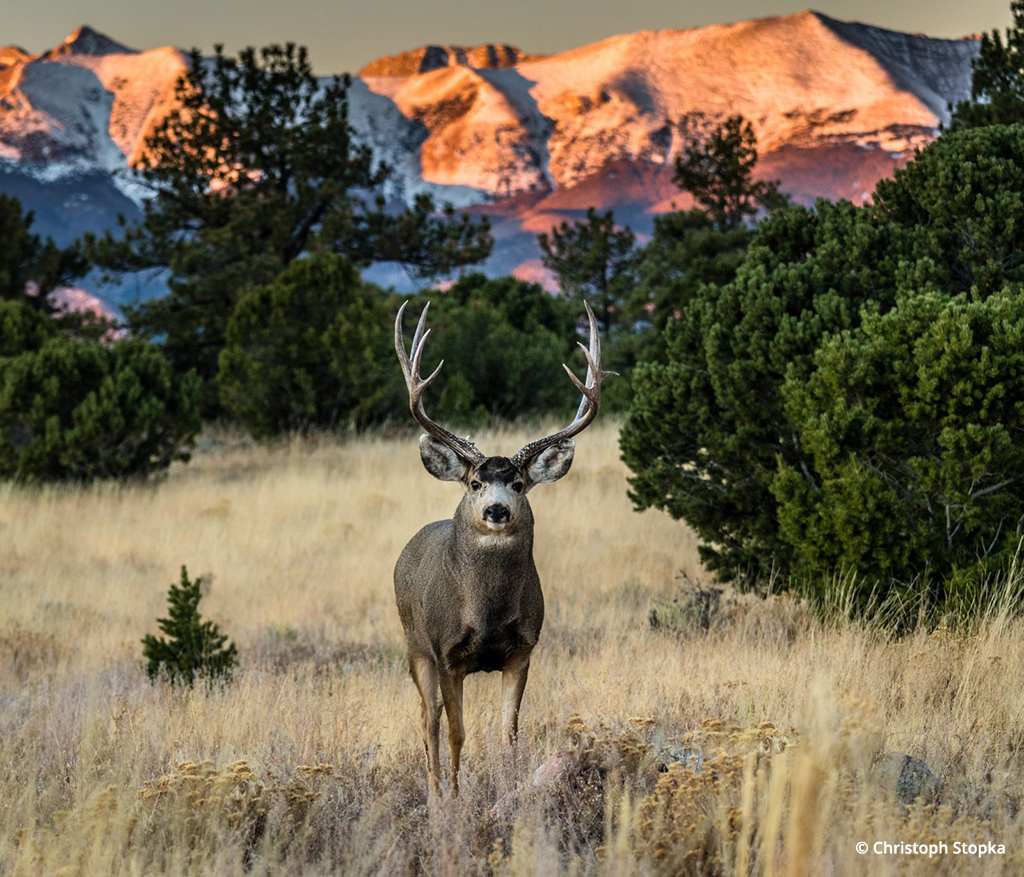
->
[[502, 656, 530, 746], [410, 654, 442, 796], [439, 671, 466, 796]]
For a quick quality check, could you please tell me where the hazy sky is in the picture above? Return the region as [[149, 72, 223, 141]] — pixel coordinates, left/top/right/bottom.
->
[[5, 1, 1015, 74]]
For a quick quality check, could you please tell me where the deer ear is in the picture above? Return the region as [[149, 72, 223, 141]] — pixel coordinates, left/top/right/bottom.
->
[[524, 439, 575, 490], [419, 435, 469, 482]]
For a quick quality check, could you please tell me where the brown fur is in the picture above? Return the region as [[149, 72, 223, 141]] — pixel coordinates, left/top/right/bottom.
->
[[394, 453, 551, 795], [392, 299, 607, 796]]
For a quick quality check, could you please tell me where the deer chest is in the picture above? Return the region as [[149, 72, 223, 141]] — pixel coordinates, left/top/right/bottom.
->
[[444, 620, 531, 674]]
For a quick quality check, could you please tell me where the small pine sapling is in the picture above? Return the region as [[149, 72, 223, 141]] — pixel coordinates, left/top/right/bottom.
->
[[142, 566, 238, 685]]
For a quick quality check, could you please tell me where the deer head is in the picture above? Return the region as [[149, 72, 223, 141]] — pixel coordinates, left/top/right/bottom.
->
[[394, 300, 614, 538]]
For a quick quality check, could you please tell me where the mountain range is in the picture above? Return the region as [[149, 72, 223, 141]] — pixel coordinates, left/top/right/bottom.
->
[[0, 12, 980, 311]]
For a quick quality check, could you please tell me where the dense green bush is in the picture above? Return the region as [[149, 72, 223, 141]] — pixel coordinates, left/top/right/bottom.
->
[[219, 267, 602, 437], [622, 199, 905, 581], [622, 124, 1024, 587], [0, 336, 201, 483], [218, 254, 394, 436], [776, 290, 1024, 601], [0, 299, 54, 358], [406, 274, 582, 425]]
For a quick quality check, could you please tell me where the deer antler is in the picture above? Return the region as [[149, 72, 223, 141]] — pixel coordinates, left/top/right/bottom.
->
[[395, 301, 486, 465], [511, 301, 615, 467]]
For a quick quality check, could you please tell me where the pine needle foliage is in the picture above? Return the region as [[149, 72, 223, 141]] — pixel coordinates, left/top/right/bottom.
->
[[142, 567, 238, 685], [947, 0, 1024, 131], [672, 114, 787, 231]]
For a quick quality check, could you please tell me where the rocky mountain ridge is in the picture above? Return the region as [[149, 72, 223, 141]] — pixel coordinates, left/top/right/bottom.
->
[[0, 12, 980, 304]]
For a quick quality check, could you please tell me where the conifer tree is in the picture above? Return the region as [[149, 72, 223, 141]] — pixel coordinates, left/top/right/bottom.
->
[[948, 1, 1024, 130], [538, 207, 635, 335], [0, 193, 86, 315], [672, 115, 786, 231], [142, 567, 238, 685], [622, 124, 1024, 587], [88, 43, 492, 413]]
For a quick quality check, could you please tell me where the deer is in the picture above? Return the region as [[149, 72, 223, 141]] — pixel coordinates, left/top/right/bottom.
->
[[393, 300, 612, 796]]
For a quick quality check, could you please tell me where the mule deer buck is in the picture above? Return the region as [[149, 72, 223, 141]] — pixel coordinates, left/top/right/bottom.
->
[[393, 300, 612, 795]]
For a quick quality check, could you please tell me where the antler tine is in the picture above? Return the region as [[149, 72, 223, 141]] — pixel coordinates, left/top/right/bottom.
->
[[395, 300, 412, 376], [511, 301, 615, 468], [410, 328, 432, 382], [395, 302, 485, 465], [574, 302, 600, 420], [411, 301, 430, 360]]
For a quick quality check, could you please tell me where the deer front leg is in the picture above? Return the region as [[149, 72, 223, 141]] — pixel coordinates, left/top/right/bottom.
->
[[501, 656, 530, 745], [439, 671, 466, 796], [410, 654, 442, 796]]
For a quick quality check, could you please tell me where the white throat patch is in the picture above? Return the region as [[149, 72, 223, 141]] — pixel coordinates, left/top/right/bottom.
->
[[476, 531, 518, 548]]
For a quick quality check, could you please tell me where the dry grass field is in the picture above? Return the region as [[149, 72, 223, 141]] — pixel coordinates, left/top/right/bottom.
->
[[2, 420, 1024, 875]]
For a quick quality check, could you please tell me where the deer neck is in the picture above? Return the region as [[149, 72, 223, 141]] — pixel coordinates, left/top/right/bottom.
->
[[448, 497, 534, 571]]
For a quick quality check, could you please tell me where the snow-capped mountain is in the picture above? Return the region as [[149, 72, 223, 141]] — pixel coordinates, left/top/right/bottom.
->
[[0, 12, 979, 306]]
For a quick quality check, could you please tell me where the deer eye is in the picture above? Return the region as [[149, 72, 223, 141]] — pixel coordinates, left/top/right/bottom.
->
[[511, 482, 524, 493], [470, 481, 482, 491]]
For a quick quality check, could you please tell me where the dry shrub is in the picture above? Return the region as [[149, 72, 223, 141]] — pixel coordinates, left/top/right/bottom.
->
[[137, 760, 268, 859], [649, 585, 814, 644], [634, 719, 791, 875], [535, 715, 661, 856], [14, 785, 137, 877]]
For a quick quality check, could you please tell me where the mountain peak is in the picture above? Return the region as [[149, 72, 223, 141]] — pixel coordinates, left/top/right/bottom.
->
[[359, 43, 536, 77], [48, 25, 134, 58], [0, 45, 30, 67]]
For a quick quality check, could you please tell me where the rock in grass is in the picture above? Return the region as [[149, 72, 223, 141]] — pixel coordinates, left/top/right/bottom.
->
[[873, 753, 938, 805]]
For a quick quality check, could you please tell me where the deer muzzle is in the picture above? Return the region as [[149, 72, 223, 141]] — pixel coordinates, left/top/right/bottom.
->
[[483, 503, 511, 525]]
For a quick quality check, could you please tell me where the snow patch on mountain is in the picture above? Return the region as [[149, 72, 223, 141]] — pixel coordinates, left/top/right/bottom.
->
[[0, 25, 184, 199]]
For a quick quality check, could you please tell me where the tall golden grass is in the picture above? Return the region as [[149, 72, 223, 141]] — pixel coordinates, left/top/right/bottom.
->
[[2, 421, 1023, 874]]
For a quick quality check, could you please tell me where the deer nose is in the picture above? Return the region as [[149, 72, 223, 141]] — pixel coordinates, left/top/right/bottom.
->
[[483, 504, 510, 524]]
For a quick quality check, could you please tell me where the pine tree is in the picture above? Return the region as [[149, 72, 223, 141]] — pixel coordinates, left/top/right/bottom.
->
[[88, 43, 492, 414], [622, 124, 1024, 585], [672, 115, 786, 231], [142, 567, 238, 685], [537, 207, 635, 335], [947, 1, 1024, 130], [0, 193, 86, 315]]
